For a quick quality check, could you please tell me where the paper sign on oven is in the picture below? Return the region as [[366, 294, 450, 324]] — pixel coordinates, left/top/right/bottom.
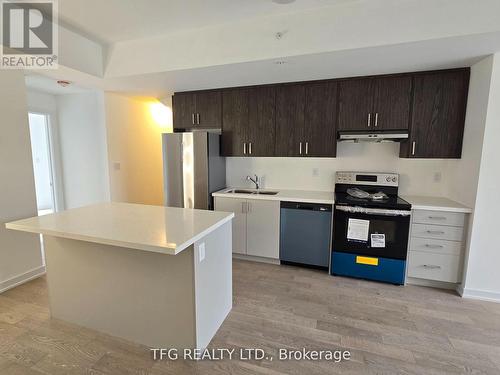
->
[[347, 218, 370, 242], [371, 233, 386, 248]]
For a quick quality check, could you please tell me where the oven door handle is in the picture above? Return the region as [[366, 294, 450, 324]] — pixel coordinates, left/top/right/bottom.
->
[[335, 205, 411, 217]]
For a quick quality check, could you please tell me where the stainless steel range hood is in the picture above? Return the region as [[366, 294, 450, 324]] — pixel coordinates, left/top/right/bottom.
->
[[338, 130, 409, 143]]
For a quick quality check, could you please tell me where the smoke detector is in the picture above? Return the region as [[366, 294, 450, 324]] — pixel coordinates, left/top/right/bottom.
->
[[57, 80, 71, 87]]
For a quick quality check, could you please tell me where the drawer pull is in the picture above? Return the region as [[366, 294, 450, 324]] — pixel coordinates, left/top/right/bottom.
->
[[425, 244, 444, 249], [422, 264, 442, 270], [426, 230, 445, 235], [428, 216, 447, 220]]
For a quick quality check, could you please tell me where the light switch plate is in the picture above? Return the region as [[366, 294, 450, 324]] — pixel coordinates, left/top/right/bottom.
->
[[198, 243, 205, 262]]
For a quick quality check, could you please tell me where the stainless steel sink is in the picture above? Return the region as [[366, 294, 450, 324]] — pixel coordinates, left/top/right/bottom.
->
[[228, 189, 278, 195]]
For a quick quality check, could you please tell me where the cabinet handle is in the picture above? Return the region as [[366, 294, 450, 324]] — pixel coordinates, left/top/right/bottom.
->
[[249, 142, 252, 155], [247, 202, 251, 213], [241, 202, 246, 213], [305, 142, 309, 155], [243, 142, 247, 155], [367, 113, 371, 127], [192, 113, 195, 125], [374, 112, 379, 127], [196, 113, 200, 125], [422, 264, 442, 270], [412, 141, 416, 156], [299, 142, 303, 155], [425, 244, 444, 249], [426, 230, 445, 235], [428, 216, 447, 220]]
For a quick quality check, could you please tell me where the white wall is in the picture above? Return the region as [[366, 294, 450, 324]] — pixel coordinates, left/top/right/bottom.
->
[[104, 93, 171, 205], [0, 71, 44, 293], [57, 92, 110, 208], [462, 53, 500, 301], [227, 142, 453, 196]]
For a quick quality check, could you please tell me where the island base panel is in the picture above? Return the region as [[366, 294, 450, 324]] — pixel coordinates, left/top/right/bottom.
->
[[43, 223, 232, 349]]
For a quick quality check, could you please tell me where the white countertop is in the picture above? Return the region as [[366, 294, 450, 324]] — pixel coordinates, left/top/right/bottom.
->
[[212, 188, 335, 205], [5, 202, 234, 255], [402, 195, 472, 213]]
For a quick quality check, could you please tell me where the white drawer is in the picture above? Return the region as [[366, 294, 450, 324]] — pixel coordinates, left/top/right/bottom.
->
[[409, 237, 462, 256], [411, 223, 464, 242], [408, 251, 461, 283], [412, 210, 465, 227]]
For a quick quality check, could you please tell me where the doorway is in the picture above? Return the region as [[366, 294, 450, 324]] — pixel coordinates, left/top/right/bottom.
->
[[28, 112, 56, 216]]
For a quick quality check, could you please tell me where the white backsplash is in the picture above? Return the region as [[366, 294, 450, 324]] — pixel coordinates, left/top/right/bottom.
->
[[227, 142, 458, 196]]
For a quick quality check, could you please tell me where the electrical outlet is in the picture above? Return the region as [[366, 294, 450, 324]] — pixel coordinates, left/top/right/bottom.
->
[[198, 243, 205, 262], [312, 168, 319, 177], [113, 162, 121, 171]]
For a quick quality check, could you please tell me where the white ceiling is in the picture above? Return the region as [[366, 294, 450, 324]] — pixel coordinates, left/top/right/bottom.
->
[[24, 74, 93, 95], [58, 0, 353, 44], [32, 31, 500, 98]]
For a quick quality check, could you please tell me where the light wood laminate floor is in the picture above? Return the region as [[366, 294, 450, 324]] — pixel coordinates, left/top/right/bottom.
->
[[1, 260, 500, 374]]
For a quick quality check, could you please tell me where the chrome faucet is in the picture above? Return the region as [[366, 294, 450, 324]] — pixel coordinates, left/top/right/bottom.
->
[[246, 175, 260, 189]]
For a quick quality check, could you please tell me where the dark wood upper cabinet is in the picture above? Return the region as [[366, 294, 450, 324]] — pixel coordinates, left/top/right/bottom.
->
[[304, 82, 338, 157], [373, 76, 412, 130], [173, 91, 221, 130], [221, 87, 276, 157], [172, 93, 195, 129], [195, 91, 222, 128], [221, 89, 248, 156], [401, 69, 470, 159], [275, 84, 305, 157], [175, 67, 469, 159], [247, 87, 276, 157], [338, 78, 374, 131]]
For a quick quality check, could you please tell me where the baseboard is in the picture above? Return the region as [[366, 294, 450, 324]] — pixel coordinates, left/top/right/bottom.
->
[[232, 254, 280, 265], [461, 287, 500, 303], [0, 266, 46, 294], [406, 277, 459, 290]]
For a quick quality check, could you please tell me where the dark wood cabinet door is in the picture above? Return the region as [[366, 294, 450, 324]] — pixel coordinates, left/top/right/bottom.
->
[[406, 70, 469, 158], [195, 91, 222, 128], [247, 87, 276, 157], [221, 89, 248, 156], [275, 84, 305, 157], [337, 78, 374, 131], [172, 93, 195, 129], [304, 82, 337, 157], [373, 76, 412, 130]]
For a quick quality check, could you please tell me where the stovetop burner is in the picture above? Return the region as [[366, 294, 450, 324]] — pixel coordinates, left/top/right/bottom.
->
[[334, 172, 411, 210]]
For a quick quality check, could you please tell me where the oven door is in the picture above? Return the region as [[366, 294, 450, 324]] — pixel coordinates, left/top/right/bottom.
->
[[333, 205, 411, 260]]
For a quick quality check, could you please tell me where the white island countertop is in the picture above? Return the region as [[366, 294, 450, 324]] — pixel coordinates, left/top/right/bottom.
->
[[6, 202, 234, 255], [213, 188, 335, 205], [402, 195, 472, 213]]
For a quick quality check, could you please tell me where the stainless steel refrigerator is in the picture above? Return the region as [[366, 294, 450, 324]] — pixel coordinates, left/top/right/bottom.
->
[[162, 132, 226, 210]]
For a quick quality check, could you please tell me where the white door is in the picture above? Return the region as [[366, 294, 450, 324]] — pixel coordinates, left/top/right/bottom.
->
[[28, 113, 55, 216], [215, 197, 247, 255], [246, 199, 280, 259]]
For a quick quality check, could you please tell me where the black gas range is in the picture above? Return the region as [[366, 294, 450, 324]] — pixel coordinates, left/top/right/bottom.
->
[[331, 172, 412, 285]]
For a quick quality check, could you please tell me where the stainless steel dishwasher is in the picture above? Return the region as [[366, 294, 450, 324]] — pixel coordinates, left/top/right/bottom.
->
[[279, 201, 333, 270]]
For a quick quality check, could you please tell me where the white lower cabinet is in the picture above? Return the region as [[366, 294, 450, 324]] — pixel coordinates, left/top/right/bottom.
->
[[215, 197, 280, 259], [407, 209, 467, 284], [215, 197, 247, 255]]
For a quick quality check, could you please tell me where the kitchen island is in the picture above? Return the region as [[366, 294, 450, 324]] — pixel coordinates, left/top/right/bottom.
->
[[6, 202, 234, 349]]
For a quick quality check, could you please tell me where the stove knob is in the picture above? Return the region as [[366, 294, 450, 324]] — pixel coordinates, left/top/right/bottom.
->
[[386, 177, 391, 182], [392, 177, 397, 182]]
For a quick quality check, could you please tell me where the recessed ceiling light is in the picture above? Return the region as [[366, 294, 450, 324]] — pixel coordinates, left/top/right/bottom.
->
[[272, 0, 296, 4]]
